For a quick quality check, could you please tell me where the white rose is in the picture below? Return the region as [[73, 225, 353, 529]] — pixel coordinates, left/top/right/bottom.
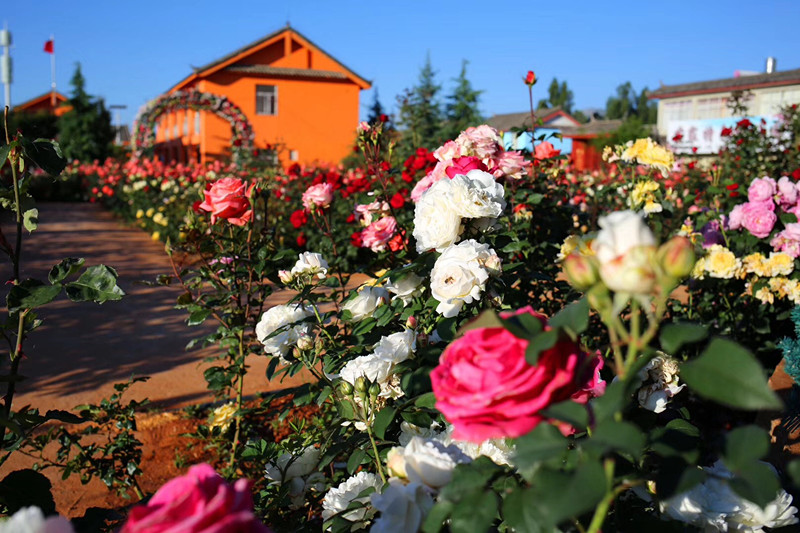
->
[[594, 210, 657, 264], [430, 240, 493, 318], [449, 170, 506, 219], [636, 354, 685, 413], [413, 179, 463, 253], [264, 446, 320, 482], [398, 421, 444, 446], [0, 507, 74, 533], [321, 471, 382, 524], [385, 273, 424, 305], [339, 352, 395, 386], [255, 304, 313, 359], [402, 436, 471, 490], [370, 480, 434, 533], [660, 460, 799, 532], [373, 329, 416, 364], [290, 251, 329, 280], [343, 286, 389, 322], [437, 424, 514, 466]]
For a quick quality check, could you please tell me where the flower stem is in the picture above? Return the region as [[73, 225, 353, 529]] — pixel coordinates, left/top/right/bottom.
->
[[586, 458, 615, 533], [229, 330, 246, 470]]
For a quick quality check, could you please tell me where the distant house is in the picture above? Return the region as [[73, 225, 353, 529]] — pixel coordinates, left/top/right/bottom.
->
[[13, 91, 70, 116], [561, 119, 623, 172], [649, 65, 800, 153], [485, 107, 582, 155], [153, 26, 371, 166]]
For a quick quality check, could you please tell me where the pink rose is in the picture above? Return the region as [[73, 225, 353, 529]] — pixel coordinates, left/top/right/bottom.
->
[[771, 222, 800, 258], [198, 178, 254, 226], [777, 176, 798, 208], [431, 307, 603, 442], [494, 150, 527, 180], [433, 140, 462, 162], [122, 464, 271, 533], [727, 203, 744, 230], [361, 216, 398, 252], [302, 183, 334, 211], [456, 125, 501, 159], [534, 141, 561, 160], [741, 202, 778, 238], [411, 161, 449, 202], [747, 176, 776, 203], [444, 156, 488, 179], [354, 200, 389, 226]]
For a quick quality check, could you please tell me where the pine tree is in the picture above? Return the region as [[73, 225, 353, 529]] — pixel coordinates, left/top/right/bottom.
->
[[537, 78, 575, 113], [443, 60, 483, 139], [58, 63, 114, 162], [396, 54, 443, 151], [367, 89, 386, 124]]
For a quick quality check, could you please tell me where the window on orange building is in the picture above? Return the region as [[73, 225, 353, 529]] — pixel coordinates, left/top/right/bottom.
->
[[256, 85, 277, 115]]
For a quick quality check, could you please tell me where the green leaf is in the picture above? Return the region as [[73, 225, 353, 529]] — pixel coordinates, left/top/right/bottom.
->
[[659, 322, 708, 354], [591, 380, 627, 423], [728, 461, 781, 508], [514, 423, 569, 481], [414, 392, 437, 409], [372, 406, 396, 440], [7, 279, 62, 313], [48, 257, 85, 284], [540, 400, 589, 430], [549, 297, 590, 336], [64, 265, 125, 303], [422, 501, 453, 533], [187, 309, 212, 326], [788, 459, 800, 487], [681, 338, 782, 410], [500, 311, 543, 340], [20, 137, 66, 176], [724, 425, 769, 470], [532, 461, 606, 526], [346, 448, 367, 475], [0, 144, 11, 169], [501, 240, 529, 254], [502, 488, 546, 533], [22, 208, 38, 232], [449, 490, 497, 533], [584, 421, 645, 459], [525, 330, 559, 365]]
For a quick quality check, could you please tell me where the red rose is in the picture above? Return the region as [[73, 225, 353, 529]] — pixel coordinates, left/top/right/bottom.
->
[[431, 307, 604, 442], [390, 192, 406, 209], [444, 156, 489, 179], [296, 233, 307, 247], [534, 141, 561, 160], [290, 209, 308, 229], [524, 70, 537, 86], [721, 127, 733, 137], [198, 177, 254, 226], [350, 231, 363, 248], [792, 169, 800, 181]]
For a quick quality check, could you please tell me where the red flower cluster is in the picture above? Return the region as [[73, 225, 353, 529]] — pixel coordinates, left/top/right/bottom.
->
[[401, 147, 437, 184]]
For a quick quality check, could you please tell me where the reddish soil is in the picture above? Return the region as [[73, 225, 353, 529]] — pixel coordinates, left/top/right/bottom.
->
[[0, 202, 318, 519]]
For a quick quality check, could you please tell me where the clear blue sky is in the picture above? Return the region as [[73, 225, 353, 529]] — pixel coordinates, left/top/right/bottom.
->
[[5, 1, 800, 128]]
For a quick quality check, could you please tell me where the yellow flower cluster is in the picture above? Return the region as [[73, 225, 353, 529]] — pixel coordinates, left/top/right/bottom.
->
[[620, 138, 675, 177], [628, 180, 663, 215], [208, 402, 237, 432], [692, 245, 741, 279], [557, 234, 594, 262]]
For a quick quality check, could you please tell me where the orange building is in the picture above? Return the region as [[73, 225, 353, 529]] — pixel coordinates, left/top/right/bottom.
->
[[153, 26, 371, 166], [13, 91, 70, 116]]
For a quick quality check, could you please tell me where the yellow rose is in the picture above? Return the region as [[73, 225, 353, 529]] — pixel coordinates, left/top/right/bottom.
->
[[766, 252, 794, 277], [703, 245, 740, 279]]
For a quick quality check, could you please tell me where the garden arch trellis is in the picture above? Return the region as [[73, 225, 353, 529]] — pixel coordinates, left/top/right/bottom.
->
[[131, 90, 255, 164]]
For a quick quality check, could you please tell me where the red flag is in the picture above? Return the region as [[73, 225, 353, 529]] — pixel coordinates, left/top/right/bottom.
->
[[44, 40, 54, 54]]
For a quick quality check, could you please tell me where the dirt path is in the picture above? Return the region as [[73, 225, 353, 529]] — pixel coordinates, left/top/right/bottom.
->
[[0, 202, 318, 517]]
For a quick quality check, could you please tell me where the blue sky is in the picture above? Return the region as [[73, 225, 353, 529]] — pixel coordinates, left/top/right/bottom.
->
[[4, 1, 800, 127]]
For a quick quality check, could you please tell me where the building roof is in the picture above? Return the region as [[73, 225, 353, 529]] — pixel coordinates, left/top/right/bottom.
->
[[13, 91, 68, 112], [649, 67, 800, 99], [169, 26, 371, 92], [485, 107, 582, 131], [561, 119, 624, 138], [224, 65, 350, 81]]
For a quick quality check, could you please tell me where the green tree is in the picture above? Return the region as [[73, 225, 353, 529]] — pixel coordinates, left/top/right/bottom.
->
[[366, 89, 387, 124], [606, 82, 657, 123], [536, 78, 574, 113], [58, 64, 114, 162], [396, 54, 443, 152], [443, 60, 483, 139]]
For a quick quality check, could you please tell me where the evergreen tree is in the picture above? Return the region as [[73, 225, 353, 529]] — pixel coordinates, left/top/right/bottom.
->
[[536, 78, 574, 113], [367, 89, 387, 124], [58, 63, 114, 162], [396, 54, 443, 151], [443, 60, 483, 139], [606, 82, 657, 123]]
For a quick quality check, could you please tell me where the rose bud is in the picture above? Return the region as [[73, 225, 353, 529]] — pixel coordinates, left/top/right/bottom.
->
[[278, 269, 293, 284], [563, 253, 600, 290], [339, 381, 354, 397], [525, 70, 537, 86], [368, 383, 381, 400], [354, 376, 368, 393], [658, 236, 696, 279], [405, 315, 418, 330]]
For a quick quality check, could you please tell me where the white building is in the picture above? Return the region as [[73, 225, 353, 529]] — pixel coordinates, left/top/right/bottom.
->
[[649, 64, 800, 154]]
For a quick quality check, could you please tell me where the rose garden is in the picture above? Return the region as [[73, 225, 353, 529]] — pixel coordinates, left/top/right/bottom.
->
[[2, 78, 800, 533]]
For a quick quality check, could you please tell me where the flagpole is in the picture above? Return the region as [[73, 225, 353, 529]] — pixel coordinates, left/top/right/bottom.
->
[[50, 34, 55, 107]]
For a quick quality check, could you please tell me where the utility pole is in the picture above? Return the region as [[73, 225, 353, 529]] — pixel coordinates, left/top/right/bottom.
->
[[1, 24, 11, 110]]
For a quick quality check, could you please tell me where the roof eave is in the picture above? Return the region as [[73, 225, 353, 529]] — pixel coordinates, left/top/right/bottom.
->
[[649, 78, 800, 100]]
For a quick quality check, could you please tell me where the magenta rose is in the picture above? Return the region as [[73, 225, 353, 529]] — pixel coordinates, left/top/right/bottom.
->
[[740, 202, 778, 238], [431, 307, 604, 442], [361, 216, 398, 252], [747, 176, 777, 203], [121, 464, 271, 533], [198, 178, 254, 226], [445, 156, 488, 179], [302, 183, 334, 211]]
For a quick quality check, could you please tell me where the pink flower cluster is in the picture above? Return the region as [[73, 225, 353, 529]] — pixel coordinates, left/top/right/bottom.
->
[[410, 125, 527, 202], [351, 200, 402, 252], [729, 176, 800, 256]]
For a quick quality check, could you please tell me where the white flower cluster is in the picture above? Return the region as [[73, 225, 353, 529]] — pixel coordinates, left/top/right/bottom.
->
[[264, 446, 325, 510], [430, 240, 501, 318], [279, 252, 329, 284], [342, 286, 390, 322], [338, 329, 417, 402], [321, 471, 382, 526], [636, 353, 685, 413], [413, 170, 506, 253], [255, 303, 313, 362], [660, 460, 798, 532]]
